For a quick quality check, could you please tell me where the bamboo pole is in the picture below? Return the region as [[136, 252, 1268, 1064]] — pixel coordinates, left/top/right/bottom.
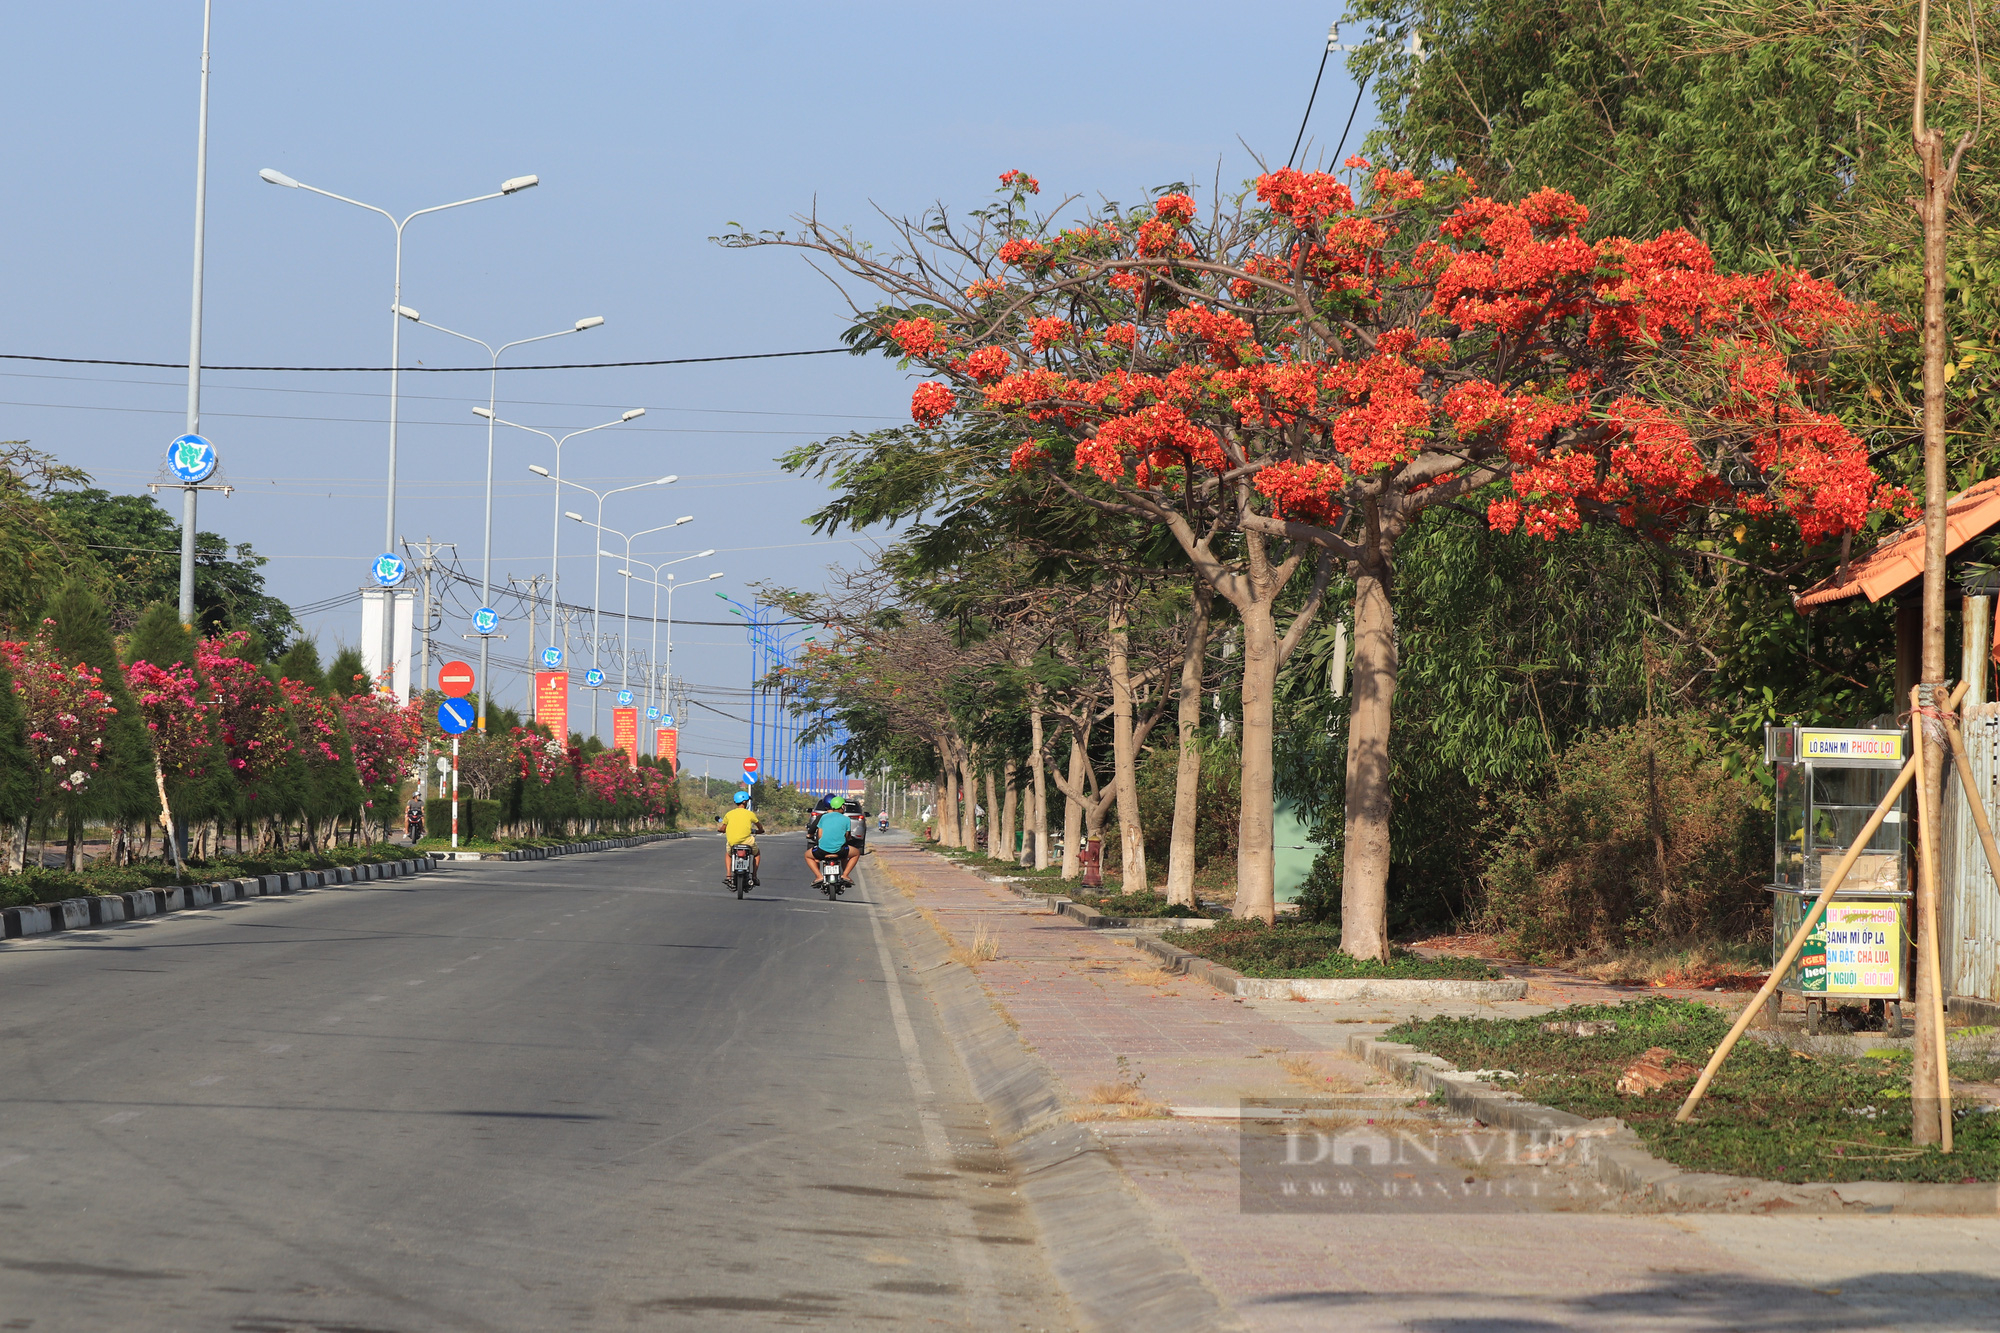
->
[[1911, 685, 1954, 1150], [1676, 679, 1969, 1124]]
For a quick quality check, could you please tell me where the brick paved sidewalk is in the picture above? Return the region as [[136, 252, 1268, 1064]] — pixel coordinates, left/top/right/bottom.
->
[[874, 842, 2000, 1332]]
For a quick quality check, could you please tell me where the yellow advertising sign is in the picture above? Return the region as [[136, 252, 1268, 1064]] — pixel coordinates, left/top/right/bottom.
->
[[1799, 730, 1903, 763]]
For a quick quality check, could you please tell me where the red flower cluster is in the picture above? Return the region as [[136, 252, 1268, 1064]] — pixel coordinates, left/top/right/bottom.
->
[[2, 626, 115, 805], [964, 346, 1011, 383], [883, 316, 947, 359], [1028, 316, 1073, 352], [911, 381, 956, 426], [998, 169, 1040, 194]]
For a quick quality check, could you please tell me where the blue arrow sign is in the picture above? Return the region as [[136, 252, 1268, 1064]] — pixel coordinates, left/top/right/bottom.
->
[[584, 668, 605, 688], [371, 553, 406, 588], [167, 433, 217, 483], [540, 646, 563, 669], [437, 697, 475, 735], [617, 689, 634, 707], [472, 607, 498, 635], [646, 706, 659, 721]]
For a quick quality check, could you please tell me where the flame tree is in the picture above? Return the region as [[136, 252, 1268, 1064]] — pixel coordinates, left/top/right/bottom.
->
[[728, 164, 1902, 950]]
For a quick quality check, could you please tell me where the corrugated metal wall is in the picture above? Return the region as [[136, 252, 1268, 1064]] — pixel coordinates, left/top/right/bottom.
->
[[1943, 702, 2000, 1000]]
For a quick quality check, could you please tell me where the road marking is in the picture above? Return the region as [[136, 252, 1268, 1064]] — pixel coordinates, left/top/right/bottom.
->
[[261, 1043, 291, 1054], [0, 1154, 28, 1171], [407, 979, 424, 986], [864, 899, 1000, 1323], [793, 908, 829, 913], [365, 995, 386, 1002], [100, 1111, 143, 1124], [190, 1076, 223, 1086]]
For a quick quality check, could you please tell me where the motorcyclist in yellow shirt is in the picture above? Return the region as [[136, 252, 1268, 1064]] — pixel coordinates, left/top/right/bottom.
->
[[716, 790, 763, 887]]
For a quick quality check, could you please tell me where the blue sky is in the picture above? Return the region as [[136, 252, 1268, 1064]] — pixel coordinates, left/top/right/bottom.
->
[[0, 1, 1374, 773]]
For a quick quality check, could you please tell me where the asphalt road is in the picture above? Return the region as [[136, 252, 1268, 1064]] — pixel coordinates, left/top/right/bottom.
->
[[0, 832, 1073, 1331]]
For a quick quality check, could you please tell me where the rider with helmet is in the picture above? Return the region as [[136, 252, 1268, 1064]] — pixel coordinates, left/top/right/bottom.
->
[[717, 790, 763, 887], [806, 796, 853, 885]]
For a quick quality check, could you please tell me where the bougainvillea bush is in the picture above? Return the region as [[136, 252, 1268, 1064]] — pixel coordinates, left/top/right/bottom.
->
[[1, 624, 117, 863], [731, 164, 1903, 952]]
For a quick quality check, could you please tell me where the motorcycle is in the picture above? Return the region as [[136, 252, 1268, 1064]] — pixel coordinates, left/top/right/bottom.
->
[[878, 814, 888, 833], [728, 845, 755, 899], [818, 854, 846, 899]]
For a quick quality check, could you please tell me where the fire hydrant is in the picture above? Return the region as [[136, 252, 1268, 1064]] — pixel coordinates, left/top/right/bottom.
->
[[1080, 837, 1103, 889]]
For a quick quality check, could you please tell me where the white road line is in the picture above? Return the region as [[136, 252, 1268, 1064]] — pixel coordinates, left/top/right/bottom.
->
[[261, 1043, 291, 1054], [864, 901, 1001, 1323], [0, 1154, 28, 1171], [100, 1111, 142, 1124]]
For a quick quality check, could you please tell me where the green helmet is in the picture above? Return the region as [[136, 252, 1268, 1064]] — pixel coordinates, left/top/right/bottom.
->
[[829, 796, 845, 810]]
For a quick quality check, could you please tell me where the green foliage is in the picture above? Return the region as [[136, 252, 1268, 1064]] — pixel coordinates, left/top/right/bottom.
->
[[1387, 999, 2000, 1183], [1166, 918, 1499, 979], [276, 639, 327, 693], [1134, 736, 1239, 871], [44, 487, 295, 644], [45, 575, 157, 826], [327, 646, 371, 698], [0, 442, 90, 633], [0, 652, 36, 821], [1479, 716, 1767, 959], [126, 602, 196, 670], [426, 798, 503, 843], [1066, 888, 1206, 918]]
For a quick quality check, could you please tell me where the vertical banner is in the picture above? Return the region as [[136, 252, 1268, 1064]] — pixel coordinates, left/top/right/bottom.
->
[[613, 708, 639, 769], [657, 727, 678, 772], [534, 671, 569, 741]]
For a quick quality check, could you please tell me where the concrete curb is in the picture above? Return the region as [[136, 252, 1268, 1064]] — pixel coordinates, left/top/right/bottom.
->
[[1134, 933, 1529, 1002], [1056, 900, 1218, 933], [1348, 1033, 2000, 1215], [862, 858, 1243, 1333]]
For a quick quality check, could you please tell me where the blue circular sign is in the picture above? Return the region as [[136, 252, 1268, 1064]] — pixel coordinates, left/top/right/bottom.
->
[[437, 698, 475, 735], [584, 668, 605, 688], [662, 714, 675, 727], [167, 433, 217, 483], [617, 689, 634, 707], [472, 607, 498, 635], [646, 706, 659, 721], [540, 646, 563, 669], [371, 553, 406, 588]]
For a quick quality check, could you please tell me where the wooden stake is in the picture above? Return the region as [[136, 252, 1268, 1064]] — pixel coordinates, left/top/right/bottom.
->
[[1912, 686, 1954, 1150], [1675, 679, 1969, 1125]]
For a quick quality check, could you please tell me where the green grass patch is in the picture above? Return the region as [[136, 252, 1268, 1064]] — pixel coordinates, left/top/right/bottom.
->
[[1165, 919, 1500, 979], [1067, 888, 1208, 918], [1386, 998, 2000, 1184]]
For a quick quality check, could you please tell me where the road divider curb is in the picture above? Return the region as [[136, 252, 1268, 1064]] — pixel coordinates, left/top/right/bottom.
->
[[1132, 933, 1530, 1001], [862, 857, 1242, 1333], [1349, 1033, 2000, 1215]]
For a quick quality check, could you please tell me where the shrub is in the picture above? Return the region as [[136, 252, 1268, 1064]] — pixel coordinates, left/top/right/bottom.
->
[[1478, 715, 1766, 959], [426, 798, 502, 843]]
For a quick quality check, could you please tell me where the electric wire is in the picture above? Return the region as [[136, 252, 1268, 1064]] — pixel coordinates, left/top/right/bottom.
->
[[1286, 42, 1334, 169], [0, 348, 850, 373]]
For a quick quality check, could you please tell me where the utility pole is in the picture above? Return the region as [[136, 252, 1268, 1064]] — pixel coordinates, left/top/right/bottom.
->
[[406, 536, 451, 801], [517, 572, 547, 715]]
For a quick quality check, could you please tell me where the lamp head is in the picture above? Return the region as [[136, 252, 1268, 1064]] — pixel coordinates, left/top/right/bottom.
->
[[707, 572, 724, 581], [674, 515, 694, 526], [258, 168, 301, 188], [500, 174, 540, 194], [655, 475, 677, 486], [528, 464, 550, 477], [564, 511, 585, 523], [695, 549, 717, 559], [575, 316, 605, 331], [598, 548, 618, 559], [472, 407, 495, 419], [621, 408, 646, 422], [394, 305, 421, 322]]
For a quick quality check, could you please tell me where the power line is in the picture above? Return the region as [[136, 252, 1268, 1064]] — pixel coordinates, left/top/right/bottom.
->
[[1286, 40, 1334, 169], [0, 348, 851, 374]]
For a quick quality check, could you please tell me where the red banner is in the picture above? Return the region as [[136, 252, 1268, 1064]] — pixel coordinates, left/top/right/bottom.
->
[[534, 672, 568, 741], [613, 708, 639, 769], [657, 727, 678, 772]]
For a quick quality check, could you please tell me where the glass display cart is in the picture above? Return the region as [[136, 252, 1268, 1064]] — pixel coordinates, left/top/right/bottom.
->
[[1764, 725, 1911, 1033]]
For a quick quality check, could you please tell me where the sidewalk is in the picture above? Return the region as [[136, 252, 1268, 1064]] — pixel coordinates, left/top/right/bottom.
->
[[874, 843, 2000, 1333]]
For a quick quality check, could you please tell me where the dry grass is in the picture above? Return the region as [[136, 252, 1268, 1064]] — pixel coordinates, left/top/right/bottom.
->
[[1279, 1054, 1361, 1094], [1074, 1081, 1169, 1120], [949, 922, 1000, 967], [1567, 940, 1769, 990], [1120, 964, 1176, 987]]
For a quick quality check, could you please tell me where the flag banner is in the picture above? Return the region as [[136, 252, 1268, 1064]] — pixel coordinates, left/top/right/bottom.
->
[[613, 708, 639, 769], [534, 671, 569, 740], [658, 727, 678, 771]]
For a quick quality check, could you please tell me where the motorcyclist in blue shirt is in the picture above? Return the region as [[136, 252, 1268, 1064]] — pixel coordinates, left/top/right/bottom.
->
[[805, 796, 854, 885]]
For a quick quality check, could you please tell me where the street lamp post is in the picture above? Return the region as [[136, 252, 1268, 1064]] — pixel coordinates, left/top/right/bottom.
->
[[618, 559, 722, 754], [411, 314, 603, 730], [540, 474, 677, 741], [593, 518, 700, 704], [259, 164, 538, 688], [493, 408, 645, 725]]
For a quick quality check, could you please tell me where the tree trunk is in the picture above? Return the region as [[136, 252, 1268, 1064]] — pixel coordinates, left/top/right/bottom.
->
[[6, 816, 26, 874], [1000, 758, 1017, 865], [935, 740, 960, 846], [1339, 545, 1397, 961], [1029, 702, 1051, 869], [1165, 588, 1212, 906], [959, 750, 979, 850], [65, 817, 80, 871], [1061, 738, 1084, 880], [152, 757, 186, 875], [985, 766, 1001, 858], [1108, 591, 1148, 892], [1233, 601, 1281, 921]]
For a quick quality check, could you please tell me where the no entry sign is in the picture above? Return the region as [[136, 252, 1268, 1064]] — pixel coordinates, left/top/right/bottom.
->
[[438, 661, 476, 698], [742, 757, 759, 776]]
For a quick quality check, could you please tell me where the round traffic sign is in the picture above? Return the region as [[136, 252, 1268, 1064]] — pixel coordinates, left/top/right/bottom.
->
[[472, 607, 498, 635], [540, 646, 563, 669], [371, 553, 406, 587], [742, 757, 760, 775], [584, 668, 605, 688], [646, 706, 659, 721], [662, 714, 675, 727], [616, 689, 634, 707], [437, 698, 475, 735], [167, 433, 217, 484], [435, 757, 451, 775], [438, 661, 476, 698]]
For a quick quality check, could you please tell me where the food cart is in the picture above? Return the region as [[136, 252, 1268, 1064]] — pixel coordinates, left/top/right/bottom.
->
[[1765, 725, 1911, 1032]]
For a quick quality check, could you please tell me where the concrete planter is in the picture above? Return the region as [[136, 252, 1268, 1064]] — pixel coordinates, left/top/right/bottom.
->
[[119, 890, 156, 919], [89, 895, 126, 925]]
